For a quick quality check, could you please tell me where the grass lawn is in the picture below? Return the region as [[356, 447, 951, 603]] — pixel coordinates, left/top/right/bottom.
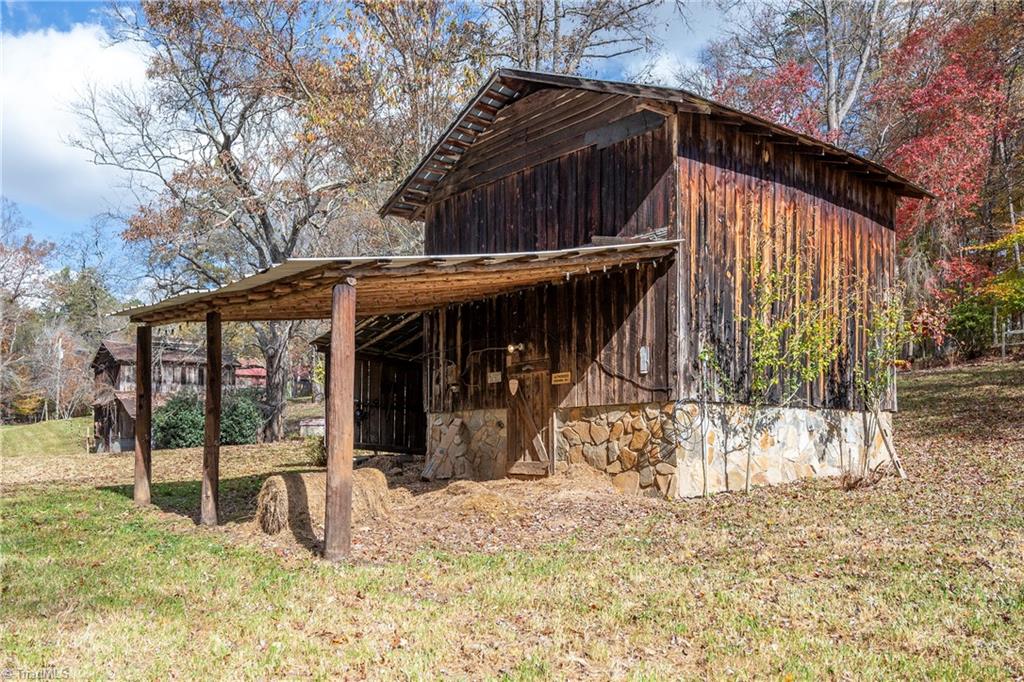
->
[[0, 416, 91, 458], [1, 363, 1022, 679], [283, 396, 324, 437]]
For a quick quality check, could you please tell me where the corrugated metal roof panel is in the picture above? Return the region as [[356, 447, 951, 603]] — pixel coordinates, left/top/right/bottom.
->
[[118, 240, 680, 325]]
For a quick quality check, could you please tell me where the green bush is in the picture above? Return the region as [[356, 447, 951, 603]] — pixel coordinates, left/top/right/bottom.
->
[[153, 393, 204, 449], [946, 297, 993, 359], [221, 390, 263, 445], [153, 390, 263, 450]]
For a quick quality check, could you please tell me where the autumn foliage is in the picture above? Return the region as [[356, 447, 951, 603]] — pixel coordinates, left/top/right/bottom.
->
[[691, 1, 1024, 357]]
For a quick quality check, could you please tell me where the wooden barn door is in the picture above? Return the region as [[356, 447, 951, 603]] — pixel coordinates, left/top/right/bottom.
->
[[352, 355, 426, 454], [506, 360, 552, 477]]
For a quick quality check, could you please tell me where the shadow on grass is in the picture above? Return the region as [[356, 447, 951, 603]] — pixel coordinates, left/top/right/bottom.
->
[[99, 469, 319, 527], [897, 363, 1024, 439]]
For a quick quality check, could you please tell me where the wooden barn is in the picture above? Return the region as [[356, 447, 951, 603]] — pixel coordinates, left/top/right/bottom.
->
[[311, 314, 425, 454], [91, 339, 239, 453], [120, 69, 927, 559]]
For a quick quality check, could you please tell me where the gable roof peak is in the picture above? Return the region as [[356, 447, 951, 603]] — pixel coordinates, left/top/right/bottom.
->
[[380, 68, 930, 220]]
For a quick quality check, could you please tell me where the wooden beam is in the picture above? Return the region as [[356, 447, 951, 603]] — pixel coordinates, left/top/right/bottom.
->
[[360, 313, 421, 350], [128, 248, 678, 324], [385, 328, 424, 355], [200, 310, 222, 526], [323, 278, 356, 561], [133, 325, 152, 505]]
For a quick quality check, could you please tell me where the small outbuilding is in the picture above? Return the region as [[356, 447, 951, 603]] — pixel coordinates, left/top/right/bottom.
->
[[119, 69, 928, 559], [91, 339, 238, 452]]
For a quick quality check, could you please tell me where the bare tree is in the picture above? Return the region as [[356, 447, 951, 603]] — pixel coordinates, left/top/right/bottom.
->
[[47, 221, 136, 347], [25, 321, 93, 421], [71, 2, 372, 439], [0, 199, 55, 418], [681, 0, 918, 142], [317, 1, 490, 255], [486, 0, 666, 74]]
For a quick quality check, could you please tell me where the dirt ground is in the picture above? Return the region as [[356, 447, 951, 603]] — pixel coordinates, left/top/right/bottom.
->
[[248, 461, 670, 562]]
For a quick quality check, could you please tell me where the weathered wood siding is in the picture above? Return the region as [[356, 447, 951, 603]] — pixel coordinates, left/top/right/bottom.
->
[[675, 113, 897, 409], [353, 354, 425, 453], [424, 90, 676, 254], [424, 262, 674, 413], [422, 89, 680, 414], [421, 91, 899, 414]]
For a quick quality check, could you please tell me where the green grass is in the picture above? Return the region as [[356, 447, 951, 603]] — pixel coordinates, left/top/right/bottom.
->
[[0, 417, 91, 458], [1, 363, 1023, 678]]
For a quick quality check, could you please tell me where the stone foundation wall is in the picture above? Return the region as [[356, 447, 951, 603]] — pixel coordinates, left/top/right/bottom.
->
[[427, 410, 508, 480], [556, 404, 681, 497], [556, 403, 892, 499]]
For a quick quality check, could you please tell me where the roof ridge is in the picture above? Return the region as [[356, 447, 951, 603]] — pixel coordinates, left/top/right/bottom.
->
[[380, 68, 930, 220]]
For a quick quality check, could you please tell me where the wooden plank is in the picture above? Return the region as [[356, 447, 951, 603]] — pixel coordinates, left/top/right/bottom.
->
[[507, 460, 549, 476], [585, 111, 665, 150], [434, 97, 639, 202], [200, 310, 222, 526], [324, 279, 356, 562], [133, 326, 152, 506], [362, 311, 421, 348]]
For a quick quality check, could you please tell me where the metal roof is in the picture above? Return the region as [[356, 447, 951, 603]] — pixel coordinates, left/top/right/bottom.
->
[[119, 240, 679, 325], [380, 68, 931, 220]]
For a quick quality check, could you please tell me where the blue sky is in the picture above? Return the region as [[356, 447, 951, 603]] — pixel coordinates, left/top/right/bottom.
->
[[1, 0, 723, 248], [2, 0, 106, 33], [2, 1, 145, 246]]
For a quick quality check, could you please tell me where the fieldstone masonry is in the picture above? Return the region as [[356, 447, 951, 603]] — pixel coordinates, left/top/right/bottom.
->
[[556, 404, 680, 498], [427, 410, 508, 480], [556, 402, 891, 498], [426, 403, 891, 497]]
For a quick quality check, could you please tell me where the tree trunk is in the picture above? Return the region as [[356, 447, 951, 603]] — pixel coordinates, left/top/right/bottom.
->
[[255, 320, 292, 442]]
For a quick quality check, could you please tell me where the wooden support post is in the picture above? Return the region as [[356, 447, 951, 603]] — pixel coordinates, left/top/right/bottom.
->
[[324, 279, 356, 561], [133, 325, 152, 505], [324, 348, 332, 445], [200, 311, 222, 526]]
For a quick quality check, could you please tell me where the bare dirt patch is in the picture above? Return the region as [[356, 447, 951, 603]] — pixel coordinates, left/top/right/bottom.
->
[[234, 461, 662, 561]]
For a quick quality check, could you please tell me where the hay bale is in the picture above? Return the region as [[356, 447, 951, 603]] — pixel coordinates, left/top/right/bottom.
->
[[256, 476, 289, 534], [351, 467, 390, 520], [256, 468, 390, 536]]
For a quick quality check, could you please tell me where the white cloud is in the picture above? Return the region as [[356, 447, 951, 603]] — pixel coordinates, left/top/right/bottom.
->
[[0, 23, 149, 220], [608, 0, 724, 85]]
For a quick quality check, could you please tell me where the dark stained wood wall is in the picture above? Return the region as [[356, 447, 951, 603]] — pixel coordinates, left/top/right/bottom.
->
[[353, 355, 425, 453], [420, 89, 901, 414], [674, 112, 898, 410], [424, 90, 676, 254], [424, 262, 674, 413]]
